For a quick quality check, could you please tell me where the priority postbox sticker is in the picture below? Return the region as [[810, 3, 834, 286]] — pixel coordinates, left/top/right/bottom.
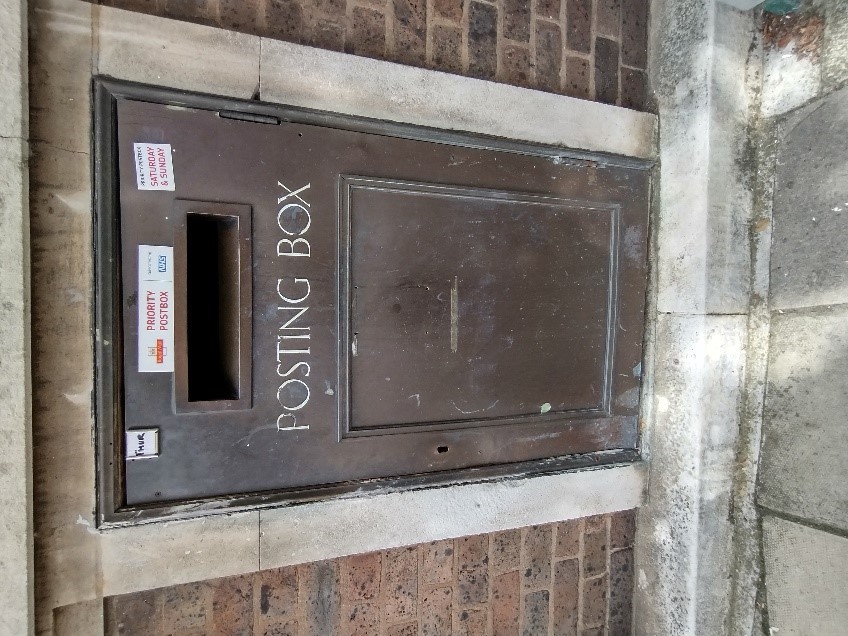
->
[[133, 143, 175, 191], [138, 245, 174, 373]]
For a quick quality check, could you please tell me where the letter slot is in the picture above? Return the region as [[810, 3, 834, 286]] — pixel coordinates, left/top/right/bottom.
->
[[173, 200, 253, 413]]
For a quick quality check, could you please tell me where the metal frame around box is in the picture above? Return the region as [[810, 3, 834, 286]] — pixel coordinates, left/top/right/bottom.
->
[[93, 77, 651, 525]]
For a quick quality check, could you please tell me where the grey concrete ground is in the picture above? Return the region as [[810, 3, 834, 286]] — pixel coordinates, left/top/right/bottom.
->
[[753, 1, 848, 634], [641, 1, 848, 635], [0, 0, 31, 634]]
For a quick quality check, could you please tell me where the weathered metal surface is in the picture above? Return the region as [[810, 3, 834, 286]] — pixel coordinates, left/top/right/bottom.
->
[[94, 79, 650, 519]]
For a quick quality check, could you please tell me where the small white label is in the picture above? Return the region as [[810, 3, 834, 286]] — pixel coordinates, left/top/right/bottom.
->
[[133, 143, 176, 191], [126, 429, 159, 459], [138, 245, 175, 373]]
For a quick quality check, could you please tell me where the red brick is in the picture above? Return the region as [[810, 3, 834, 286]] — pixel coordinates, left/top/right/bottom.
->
[[503, 0, 531, 42], [565, 0, 591, 53], [256, 569, 298, 635], [100, 0, 160, 13], [535, 0, 561, 21], [383, 547, 418, 623], [468, 1, 498, 79], [552, 559, 578, 636], [491, 529, 521, 574], [163, 0, 217, 26], [584, 515, 607, 533], [583, 526, 608, 578], [341, 552, 382, 602], [422, 540, 455, 587], [555, 519, 581, 559], [105, 590, 159, 636], [564, 55, 591, 99], [457, 535, 489, 568], [258, 621, 297, 636], [257, 567, 298, 621], [420, 586, 452, 635], [435, 0, 463, 22], [535, 21, 563, 92], [218, 0, 260, 32], [621, 0, 648, 68], [309, 20, 346, 51], [348, 6, 387, 59], [456, 608, 488, 636], [609, 549, 634, 636], [387, 622, 418, 636], [492, 571, 520, 636], [594, 36, 619, 105], [500, 44, 533, 88], [263, 0, 306, 42], [522, 590, 550, 636], [430, 25, 463, 74], [522, 525, 553, 589], [456, 535, 489, 604], [393, 0, 428, 66], [582, 574, 608, 629], [620, 67, 647, 110], [210, 575, 253, 636], [596, 0, 620, 39], [610, 509, 637, 551], [340, 602, 380, 636], [311, 0, 345, 16], [298, 561, 341, 635], [162, 582, 210, 633]]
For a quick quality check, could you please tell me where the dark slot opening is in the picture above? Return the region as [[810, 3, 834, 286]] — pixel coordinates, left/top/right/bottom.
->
[[186, 213, 241, 402]]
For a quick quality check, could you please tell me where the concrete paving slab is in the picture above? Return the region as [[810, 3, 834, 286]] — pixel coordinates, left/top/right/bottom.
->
[[0, 0, 26, 139], [763, 515, 848, 636], [96, 4, 260, 100], [259, 464, 646, 571], [100, 511, 260, 597], [770, 85, 848, 310], [29, 0, 92, 154], [758, 307, 848, 531], [0, 135, 32, 636], [818, 0, 848, 91], [653, 1, 755, 314], [635, 312, 747, 635], [259, 38, 657, 160], [53, 599, 104, 636]]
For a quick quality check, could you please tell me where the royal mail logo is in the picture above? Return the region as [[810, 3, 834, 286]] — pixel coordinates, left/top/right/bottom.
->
[[147, 339, 167, 364]]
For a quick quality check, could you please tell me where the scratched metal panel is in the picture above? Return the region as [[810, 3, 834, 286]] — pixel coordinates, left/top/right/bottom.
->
[[94, 79, 650, 514], [343, 178, 617, 431]]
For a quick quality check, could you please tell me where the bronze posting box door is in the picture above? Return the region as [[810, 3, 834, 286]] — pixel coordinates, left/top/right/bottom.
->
[[94, 79, 651, 521]]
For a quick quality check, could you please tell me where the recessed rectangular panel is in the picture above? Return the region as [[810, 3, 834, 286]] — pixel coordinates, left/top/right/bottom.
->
[[343, 178, 618, 432]]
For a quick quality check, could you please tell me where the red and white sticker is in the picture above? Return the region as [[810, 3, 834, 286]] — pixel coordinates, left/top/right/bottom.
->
[[133, 142, 175, 191], [138, 245, 174, 373]]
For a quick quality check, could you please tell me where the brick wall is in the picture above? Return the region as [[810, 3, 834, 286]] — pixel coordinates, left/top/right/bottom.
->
[[94, 0, 649, 110], [105, 510, 635, 635], [89, 3, 644, 634]]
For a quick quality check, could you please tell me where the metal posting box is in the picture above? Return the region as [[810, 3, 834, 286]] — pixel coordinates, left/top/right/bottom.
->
[[93, 79, 651, 522]]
